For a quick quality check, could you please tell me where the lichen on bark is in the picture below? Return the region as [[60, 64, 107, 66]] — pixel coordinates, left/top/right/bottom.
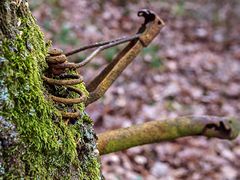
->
[[0, 0, 101, 179]]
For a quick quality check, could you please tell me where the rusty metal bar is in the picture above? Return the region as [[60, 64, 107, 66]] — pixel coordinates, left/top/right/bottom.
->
[[86, 9, 165, 106]]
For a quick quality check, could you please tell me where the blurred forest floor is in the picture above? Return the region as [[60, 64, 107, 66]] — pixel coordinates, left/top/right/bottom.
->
[[30, 0, 240, 179]]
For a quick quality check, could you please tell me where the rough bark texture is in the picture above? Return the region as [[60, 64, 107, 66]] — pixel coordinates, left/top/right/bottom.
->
[[0, 0, 101, 179]]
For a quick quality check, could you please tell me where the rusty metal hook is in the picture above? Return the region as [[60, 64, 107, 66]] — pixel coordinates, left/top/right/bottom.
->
[[86, 9, 164, 105], [42, 9, 164, 123]]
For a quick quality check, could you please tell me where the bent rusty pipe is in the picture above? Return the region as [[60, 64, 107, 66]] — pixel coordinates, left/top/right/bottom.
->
[[85, 9, 165, 106]]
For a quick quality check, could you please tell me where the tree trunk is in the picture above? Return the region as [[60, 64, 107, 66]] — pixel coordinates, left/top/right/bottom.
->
[[0, 0, 101, 179]]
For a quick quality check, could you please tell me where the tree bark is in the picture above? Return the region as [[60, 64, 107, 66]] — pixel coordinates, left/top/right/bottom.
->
[[0, 0, 101, 179]]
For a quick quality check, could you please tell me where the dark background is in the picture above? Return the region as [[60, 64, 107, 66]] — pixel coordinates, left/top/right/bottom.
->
[[30, 0, 240, 179]]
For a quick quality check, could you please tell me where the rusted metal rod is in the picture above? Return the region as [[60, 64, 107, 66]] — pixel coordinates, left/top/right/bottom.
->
[[86, 9, 165, 106], [98, 116, 240, 155], [65, 34, 141, 56], [43, 9, 165, 122]]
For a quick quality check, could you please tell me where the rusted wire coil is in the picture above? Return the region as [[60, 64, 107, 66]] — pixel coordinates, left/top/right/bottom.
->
[[43, 48, 87, 121], [42, 35, 140, 121], [43, 9, 163, 123]]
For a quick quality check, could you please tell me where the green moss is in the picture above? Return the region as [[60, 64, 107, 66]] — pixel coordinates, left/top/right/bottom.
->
[[0, 5, 101, 180]]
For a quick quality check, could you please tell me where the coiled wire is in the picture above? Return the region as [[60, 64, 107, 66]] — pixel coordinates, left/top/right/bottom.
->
[[43, 48, 87, 122]]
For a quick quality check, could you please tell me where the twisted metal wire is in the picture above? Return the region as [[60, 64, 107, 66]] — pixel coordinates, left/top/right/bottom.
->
[[42, 9, 161, 123], [43, 48, 87, 122]]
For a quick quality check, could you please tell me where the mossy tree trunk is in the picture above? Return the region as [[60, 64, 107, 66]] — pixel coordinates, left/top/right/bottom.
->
[[0, 0, 101, 179]]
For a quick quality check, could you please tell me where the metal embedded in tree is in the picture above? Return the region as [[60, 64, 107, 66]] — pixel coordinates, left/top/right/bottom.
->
[[43, 9, 165, 123], [43, 48, 86, 122]]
